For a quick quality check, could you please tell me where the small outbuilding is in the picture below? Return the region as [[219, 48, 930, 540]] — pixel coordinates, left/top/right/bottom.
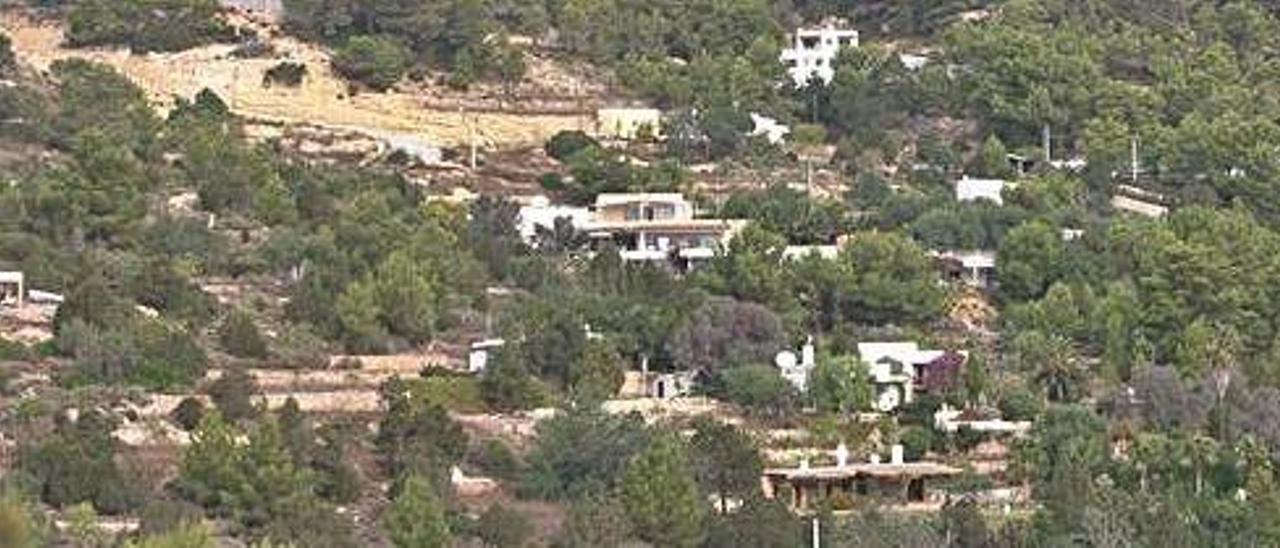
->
[[0, 271, 23, 307]]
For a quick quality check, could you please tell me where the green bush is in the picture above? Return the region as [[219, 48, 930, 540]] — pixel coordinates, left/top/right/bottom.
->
[[899, 425, 935, 461], [219, 310, 269, 359], [332, 35, 411, 91], [65, 0, 229, 53], [208, 367, 259, 422], [999, 385, 1044, 422], [475, 504, 532, 548], [0, 338, 31, 361], [263, 62, 308, 88], [469, 439, 523, 482], [171, 397, 206, 432], [545, 130, 599, 162]]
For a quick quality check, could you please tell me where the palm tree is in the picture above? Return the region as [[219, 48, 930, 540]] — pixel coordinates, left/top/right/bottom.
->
[[1029, 333, 1087, 403]]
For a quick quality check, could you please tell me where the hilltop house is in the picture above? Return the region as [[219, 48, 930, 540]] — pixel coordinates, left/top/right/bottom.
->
[[779, 22, 859, 86], [586, 193, 747, 267], [518, 193, 747, 270], [932, 250, 997, 289], [858, 342, 966, 412]]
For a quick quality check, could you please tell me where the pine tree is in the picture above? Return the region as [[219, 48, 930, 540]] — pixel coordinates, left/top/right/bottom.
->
[[621, 436, 706, 547], [384, 474, 451, 548]]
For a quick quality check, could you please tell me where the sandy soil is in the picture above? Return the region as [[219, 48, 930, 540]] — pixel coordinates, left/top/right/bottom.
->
[[0, 10, 592, 147]]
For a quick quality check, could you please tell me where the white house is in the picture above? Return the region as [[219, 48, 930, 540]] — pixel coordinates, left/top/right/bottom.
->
[[933, 250, 997, 289], [779, 23, 859, 86], [468, 338, 506, 374], [955, 176, 1009, 206], [857, 342, 953, 412], [516, 196, 592, 242], [586, 193, 747, 268]]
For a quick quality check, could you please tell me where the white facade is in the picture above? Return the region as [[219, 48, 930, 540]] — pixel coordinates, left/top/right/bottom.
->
[[933, 250, 997, 288], [517, 196, 592, 242], [650, 371, 697, 399], [0, 271, 23, 307], [587, 193, 746, 267], [779, 25, 860, 86], [783, 245, 841, 261], [857, 342, 948, 412], [955, 176, 1009, 206], [468, 339, 506, 374]]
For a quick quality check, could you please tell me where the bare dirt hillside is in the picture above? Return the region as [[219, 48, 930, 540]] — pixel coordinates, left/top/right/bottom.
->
[[0, 10, 596, 147]]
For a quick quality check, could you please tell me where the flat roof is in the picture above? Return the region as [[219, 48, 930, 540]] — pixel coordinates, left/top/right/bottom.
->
[[593, 193, 689, 208], [764, 462, 962, 481], [586, 219, 743, 234]]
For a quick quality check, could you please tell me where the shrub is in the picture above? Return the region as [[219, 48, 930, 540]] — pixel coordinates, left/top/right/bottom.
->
[[999, 385, 1044, 422], [899, 425, 935, 461], [475, 504, 532, 548], [65, 0, 229, 53], [538, 172, 565, 191], [208, 367, 258, 422], [219, 310, 269, 359], [545, 130, 598, 162], [0, 338, 30, 361], [469, 439, 523, 482], [715, 364, 797, 417], [332, 35, 411, 91], [171, 397, 206, 432], [263, 62, 307, 87]]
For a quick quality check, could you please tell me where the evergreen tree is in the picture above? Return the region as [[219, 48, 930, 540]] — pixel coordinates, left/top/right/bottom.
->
[[621, 437, 705, 547], [384, 474, 451, 548]]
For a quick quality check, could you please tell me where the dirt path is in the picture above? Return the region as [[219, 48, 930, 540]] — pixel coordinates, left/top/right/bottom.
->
[[0, 11, 592, 147]]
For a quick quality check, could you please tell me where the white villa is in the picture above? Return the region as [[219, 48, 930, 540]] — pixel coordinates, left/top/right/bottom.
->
[[779, 23, 860, 86], [955, 176, 1010, 206], [858, 342, 961, 412]]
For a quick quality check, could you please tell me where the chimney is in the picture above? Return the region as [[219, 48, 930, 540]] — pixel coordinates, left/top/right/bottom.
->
[[869, 453, 881, 465], [891, 444, 904, 465], [802, 336, 815, 368], [835, 442, 849, 468], [799, 457, 810, 470]]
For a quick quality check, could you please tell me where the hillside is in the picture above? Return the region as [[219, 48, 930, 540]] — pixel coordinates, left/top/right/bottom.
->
[[1, 8, 602, 148]]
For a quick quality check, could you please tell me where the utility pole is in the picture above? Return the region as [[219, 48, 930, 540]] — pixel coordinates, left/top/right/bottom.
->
[[1130, 135, 1140, 184], [812, 516, 820, 548], [1042, 124, 1052, 163]]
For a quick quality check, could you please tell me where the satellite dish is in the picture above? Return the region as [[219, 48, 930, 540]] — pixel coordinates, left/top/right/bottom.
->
[[775, 350, 798, 370]]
